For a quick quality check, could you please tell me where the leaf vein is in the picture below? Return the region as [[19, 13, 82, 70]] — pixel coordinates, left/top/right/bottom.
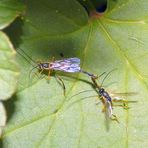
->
[[97, 20, 148, 91]]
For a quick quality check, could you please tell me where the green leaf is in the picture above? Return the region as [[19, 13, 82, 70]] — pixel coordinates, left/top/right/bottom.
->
[[0, 102, 7, 135], [0, 31, 19, 135], [2, 0, 148, 147], [0, 32, 20, 101], [0, 0, 24, 136], [0, 31, 20, 134], [0, 0, 24, 29]]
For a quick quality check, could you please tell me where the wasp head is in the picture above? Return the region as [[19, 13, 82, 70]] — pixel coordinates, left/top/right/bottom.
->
[[99, 88, 104, 95], [38, 63, 49, 70]]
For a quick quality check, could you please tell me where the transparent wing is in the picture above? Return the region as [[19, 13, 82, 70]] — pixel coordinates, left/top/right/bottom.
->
[[110, 92, 137, 97], [102, 99, 113, 131], [54, 58, 80, 65], [109, 92, 137, 107], [103, 100, 113, 118], [63, 58, 80, 64], [51, 58, 81, 72]]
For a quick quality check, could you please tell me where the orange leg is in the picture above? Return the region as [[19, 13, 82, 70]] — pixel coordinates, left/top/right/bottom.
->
[[102, 105, 106, 113], [47, 70, 51, 80]]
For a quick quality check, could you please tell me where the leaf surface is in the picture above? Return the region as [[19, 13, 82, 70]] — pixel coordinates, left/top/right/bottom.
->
[[0, 0, 24, 137], [2, 0, 148, 147], [0, 0, 24, 29]]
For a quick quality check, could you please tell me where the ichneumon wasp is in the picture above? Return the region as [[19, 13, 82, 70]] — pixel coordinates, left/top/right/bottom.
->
[[91, 70, 137, 124], [17, 48, 96, 96], [66, 69, 137, 130]]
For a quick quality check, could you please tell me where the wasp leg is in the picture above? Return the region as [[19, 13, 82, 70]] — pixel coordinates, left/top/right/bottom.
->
[[55, 74, 66, 96], [95, 101, 101, 105], [122, 102, 130, 109], [95, 96, 101, 105], [31, 69, 44, 80], [113, 98, 129, 108], [101, 104, 106, 113], [38, 69, 44, 79], [30, 71, 38, 79], [113, 99, 130, 109], [111, 114, 120, 123], [47, 70, 51, 80], [113, 104, 130, 110], [99, 97, 106, 112]]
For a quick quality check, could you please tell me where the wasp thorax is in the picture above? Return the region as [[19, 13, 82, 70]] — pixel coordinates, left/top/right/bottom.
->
[[99, 88, 104, 94]]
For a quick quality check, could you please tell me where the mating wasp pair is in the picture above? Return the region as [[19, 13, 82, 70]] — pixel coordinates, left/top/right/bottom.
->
[[17, 48, 137, 129]]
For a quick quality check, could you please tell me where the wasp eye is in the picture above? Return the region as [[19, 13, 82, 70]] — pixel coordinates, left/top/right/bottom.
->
[[43, 63, 48, 68], [99, 88, 104, 93], [38, 64, 42, 69]]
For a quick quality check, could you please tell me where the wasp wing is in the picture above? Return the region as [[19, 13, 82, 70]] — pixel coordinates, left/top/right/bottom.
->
[[109, 92, 137, 102], [51, 58, 81, 72], [110, 92, 137, 97], [103, 100, 113, 131]]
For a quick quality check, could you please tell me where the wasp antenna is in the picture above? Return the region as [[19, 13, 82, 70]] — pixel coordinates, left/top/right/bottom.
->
[[16, 48, 37, 64], [64, 95, 97, 113], [16, 49, 34, 67], [29, 65, 39, 79], [98, 71, 106, 78], [66, 89, 95, 101], [100, 68, 118, 88]]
